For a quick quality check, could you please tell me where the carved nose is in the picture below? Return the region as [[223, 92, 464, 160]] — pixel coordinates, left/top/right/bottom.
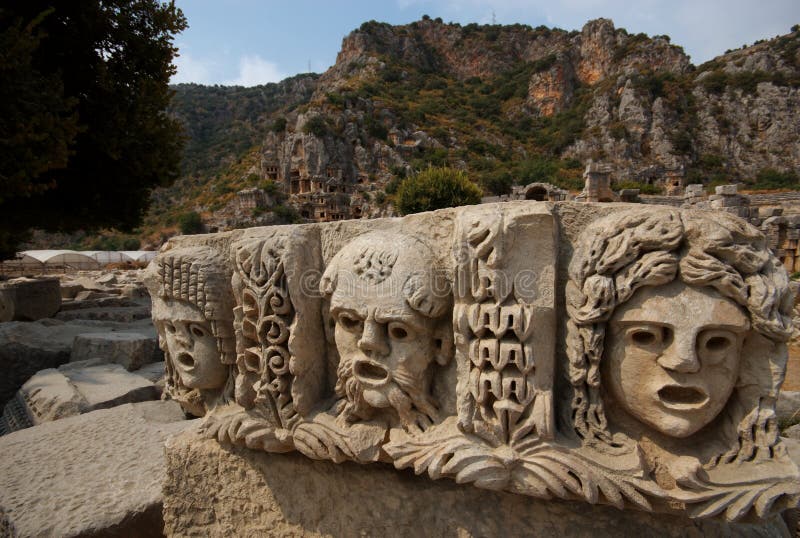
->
[[657, 333, 700, 373], [358, 319, 389, 357]]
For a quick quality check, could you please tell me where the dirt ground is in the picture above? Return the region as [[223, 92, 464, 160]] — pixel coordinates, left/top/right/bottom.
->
[[785, 344, 800, 391]]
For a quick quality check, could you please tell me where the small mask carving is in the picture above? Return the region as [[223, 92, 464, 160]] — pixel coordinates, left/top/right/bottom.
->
[[145, 246, 235, 417], [154, 298, 229, 391]]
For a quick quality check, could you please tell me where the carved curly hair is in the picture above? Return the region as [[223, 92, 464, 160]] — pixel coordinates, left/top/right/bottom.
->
[[566, 208, 793, 461]]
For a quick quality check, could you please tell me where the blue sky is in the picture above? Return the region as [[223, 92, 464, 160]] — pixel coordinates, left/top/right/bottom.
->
[[171, 0, 800, 86]]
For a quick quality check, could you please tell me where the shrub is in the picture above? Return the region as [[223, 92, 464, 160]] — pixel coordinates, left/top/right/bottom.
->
[[751, 168, 800, 190], [302, 115, 328, 137], [395, 166, 483, 215], [270, 117, 287, 133], [122, 237, 141, 250], [272, 204, 301, 224], [178, 211, 204, 234]]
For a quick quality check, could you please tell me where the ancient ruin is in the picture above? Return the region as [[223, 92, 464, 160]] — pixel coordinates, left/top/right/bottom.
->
[[151, 201, 799, 528]]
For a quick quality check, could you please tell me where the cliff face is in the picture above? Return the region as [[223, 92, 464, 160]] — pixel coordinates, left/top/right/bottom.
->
[[164, 17, 799, 229]]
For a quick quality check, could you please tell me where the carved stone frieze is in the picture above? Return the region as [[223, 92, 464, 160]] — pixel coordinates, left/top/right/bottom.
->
[[149, 202, 800, 523]]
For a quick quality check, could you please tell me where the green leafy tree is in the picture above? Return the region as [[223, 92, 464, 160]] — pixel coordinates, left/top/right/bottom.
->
[[395, 166, 483, 215], [0, 1, 187, 258]]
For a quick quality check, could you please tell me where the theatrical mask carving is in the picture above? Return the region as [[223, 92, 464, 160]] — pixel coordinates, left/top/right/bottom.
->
[[604, 281, 748, 438], [145, 246, 235, 417], [320, 232, 452, 433], [566, 207, 799, 520]]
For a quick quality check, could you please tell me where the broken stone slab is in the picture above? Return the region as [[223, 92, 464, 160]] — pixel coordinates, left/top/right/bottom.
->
[[59, 282, 85, 299], [59, 295, 138, 311], [63, 363, 158, 411], [63, 276, 120, 294], [715, 184, 739, 196], [0, 317, 158, 406], [74, 289, 119, 301], [135, 361, 165, 386], [121, 283, 149, 299], [0, 401, 192, 538], [70, 332, 157, 371], [0, 277, 61, 322], [163, 429, 792, 537], [0, 363, 159, 434], [778, 391, 800, 425], [0, 369, 83, 434], [95, 273, 118, 285], [55, 305, 151, 322]]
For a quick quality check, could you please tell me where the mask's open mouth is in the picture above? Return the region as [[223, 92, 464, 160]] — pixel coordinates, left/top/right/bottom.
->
[[354, 359, 389, 386], [176, 352, 195, 369], [658, 385, 708, 409]]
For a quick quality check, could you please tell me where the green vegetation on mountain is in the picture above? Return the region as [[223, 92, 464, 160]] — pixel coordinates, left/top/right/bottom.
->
[[169, 76, 317, 177], [21, 17, 800, 251]]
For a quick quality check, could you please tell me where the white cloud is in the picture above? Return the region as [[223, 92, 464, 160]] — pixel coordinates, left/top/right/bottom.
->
[[171, 51, 214, 84], [225, 55, 287, 87]]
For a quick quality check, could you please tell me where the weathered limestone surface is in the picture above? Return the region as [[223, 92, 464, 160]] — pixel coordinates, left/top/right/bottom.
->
[[0, 401, 192, 538], [163, 429, 790, 537], [70, 332, 158, 370], [0, 277, 61, 322], [0, 317, 156, 406], [152, 201, 799, 529], [0, 363, 159, 434]]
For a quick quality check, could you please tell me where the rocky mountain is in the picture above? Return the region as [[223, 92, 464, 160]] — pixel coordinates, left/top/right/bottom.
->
[[55, 17, 800, 247]]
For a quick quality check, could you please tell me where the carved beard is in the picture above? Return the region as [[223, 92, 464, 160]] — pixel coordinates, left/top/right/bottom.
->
[[334, 354, 439, 433]]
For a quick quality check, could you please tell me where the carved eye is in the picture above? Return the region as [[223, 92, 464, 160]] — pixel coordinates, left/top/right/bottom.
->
[[388, 322, 411, 341], [338, 313, 363, 332], [164, 322, 176, 334], [189, 323, 208, 338], [698, 330, 737, 365], [630, 329, 657, 345], [627, 325, 665, 347]]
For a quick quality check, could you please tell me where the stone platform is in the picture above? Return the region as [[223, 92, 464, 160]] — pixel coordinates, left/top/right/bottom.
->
[[163, 429, 791, 537]]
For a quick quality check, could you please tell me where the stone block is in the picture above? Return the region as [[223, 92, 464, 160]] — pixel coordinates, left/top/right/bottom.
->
[[163, 430, 791, 537], [70, 332, 157, 371], [60, 295, 137, 311], [59, 282, 85, 299], [0, 369, 84, 434], [684, 184, 705, 197], [760, 207, 784, 218], [715, 184, 739, 196], [0, 363, 159, 434], [61, 362, 158, 410], [95, 273, 118, 285], [55, 305, 152, 322], [74, 289, 117, 301], [0, 277, 61, 322], [133, 361, 165, 384], [0, 318, 158, 406], [0, 401, 192, 538]]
